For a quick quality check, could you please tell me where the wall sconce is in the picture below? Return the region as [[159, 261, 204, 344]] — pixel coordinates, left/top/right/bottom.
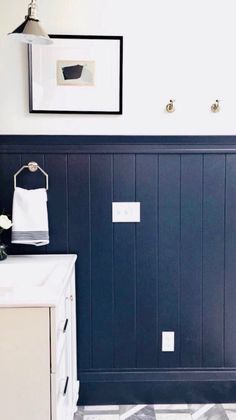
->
[[211, 100, 220, 113], [166, 99, 175, 113], [8, 0, 52, 45]]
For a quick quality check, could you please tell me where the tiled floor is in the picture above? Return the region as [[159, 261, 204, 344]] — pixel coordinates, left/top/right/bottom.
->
[[74, 404, 236, 420]]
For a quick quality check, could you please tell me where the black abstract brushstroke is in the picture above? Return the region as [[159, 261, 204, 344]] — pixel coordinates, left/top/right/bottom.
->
[[62, 64, 84, 80]]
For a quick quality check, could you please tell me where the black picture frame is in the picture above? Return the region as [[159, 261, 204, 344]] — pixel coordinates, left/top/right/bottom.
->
[[28, 35, 123, 115]]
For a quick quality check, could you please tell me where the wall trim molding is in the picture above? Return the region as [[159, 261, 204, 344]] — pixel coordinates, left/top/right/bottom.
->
[[1, 135, 236, 154], [79, 369, 236, 405], [80, 368, 236, 381]]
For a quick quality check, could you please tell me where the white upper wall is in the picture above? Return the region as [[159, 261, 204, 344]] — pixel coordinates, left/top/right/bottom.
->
[[0, 0, 236, 135]]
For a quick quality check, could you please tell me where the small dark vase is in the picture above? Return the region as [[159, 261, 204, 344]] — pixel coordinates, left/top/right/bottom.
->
[[0, 243, 7, 261]]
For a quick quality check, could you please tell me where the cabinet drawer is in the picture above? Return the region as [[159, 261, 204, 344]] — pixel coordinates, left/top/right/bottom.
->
[[0, 308, 51, 420]]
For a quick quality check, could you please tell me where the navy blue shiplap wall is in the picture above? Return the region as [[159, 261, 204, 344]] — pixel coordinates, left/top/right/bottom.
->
[[1, 136, 236, 404]]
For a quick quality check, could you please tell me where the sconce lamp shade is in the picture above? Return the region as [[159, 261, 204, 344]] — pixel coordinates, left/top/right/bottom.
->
[[9, 18, 52, 45], [8, 0, 52, 45]]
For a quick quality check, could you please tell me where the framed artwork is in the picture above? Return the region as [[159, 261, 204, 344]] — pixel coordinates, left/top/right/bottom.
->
[[28, 35, 123, 114]]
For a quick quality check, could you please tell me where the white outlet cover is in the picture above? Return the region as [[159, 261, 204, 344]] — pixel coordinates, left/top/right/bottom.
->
[[112, 202, 141, 223], [162, 331, 175, 352]]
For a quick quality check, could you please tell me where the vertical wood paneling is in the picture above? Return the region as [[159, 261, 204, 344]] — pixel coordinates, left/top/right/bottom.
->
[[113, 155, 136, 368], [158, 155, 181, 368], [225, 155, 236, 367], [136, 155, 158, 368], [0, 154, 21, 254], [90, 155, 113, 369], [202, 155, 225, 367], [180, 155, 203, 367], [45, 154, 67, 253], [0, 154, 21, 210], [2, 141, 236, 393], [68, 154, 91, 370]]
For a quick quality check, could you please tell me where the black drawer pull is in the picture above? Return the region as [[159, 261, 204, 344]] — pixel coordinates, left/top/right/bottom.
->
[[63, 376, 69, 396], [63, 318, 68, 333]]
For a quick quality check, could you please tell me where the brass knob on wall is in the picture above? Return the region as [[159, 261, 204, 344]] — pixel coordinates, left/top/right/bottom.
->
[[166, 99, 175, 113], [211, 99, 220, 113]]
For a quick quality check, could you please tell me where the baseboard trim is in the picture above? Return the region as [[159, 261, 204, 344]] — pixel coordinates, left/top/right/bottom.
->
[[78, 369, 236, 405]]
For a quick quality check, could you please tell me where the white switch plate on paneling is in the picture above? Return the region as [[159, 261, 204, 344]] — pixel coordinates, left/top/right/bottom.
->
[[162, 331, 175, 352], [112, 202, 140, 223]]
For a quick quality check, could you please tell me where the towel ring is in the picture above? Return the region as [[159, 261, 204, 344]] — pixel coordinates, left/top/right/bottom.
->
[[14, 162, 49, 190]]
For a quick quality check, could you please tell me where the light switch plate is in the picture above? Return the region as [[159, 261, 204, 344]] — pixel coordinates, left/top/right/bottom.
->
[[162, 331, 175, 352], [112, 202, 141, 223]]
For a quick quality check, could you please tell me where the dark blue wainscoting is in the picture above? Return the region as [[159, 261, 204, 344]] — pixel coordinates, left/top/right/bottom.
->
[[2, 136, 236, 404]]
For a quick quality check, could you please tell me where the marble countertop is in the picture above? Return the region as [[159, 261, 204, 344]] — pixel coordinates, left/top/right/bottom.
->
[[0, 254, 77, 307]]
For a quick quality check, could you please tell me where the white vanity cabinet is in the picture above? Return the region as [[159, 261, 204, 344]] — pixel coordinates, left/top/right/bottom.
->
[[0, 255, 79, 420], [50, 269, 79, 420]]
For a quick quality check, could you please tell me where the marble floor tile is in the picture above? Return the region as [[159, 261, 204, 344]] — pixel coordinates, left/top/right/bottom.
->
[[190, 405, 214, 416], [120, 406, 137, 416], [120, 405, 147, 419], [74, 411, 83, 420], [155, 414, 192, 420], [193, 405, 228, 420], [128, 406, 155, 420], [191, 405, 215, 418], [74, 403, 236, 420], [154, 405, 174, 411], [154, 404, 189, 412], [222, 404, 236, 411], [84, 406, 119, 411], [83, 415, 119, 420], [226, 413, 236, 420]]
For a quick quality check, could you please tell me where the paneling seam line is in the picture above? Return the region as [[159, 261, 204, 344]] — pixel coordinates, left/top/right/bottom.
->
[[223, 154, 227, 367], [179, 154, 182, 367], [89, 154, 93, 369], [201, 154, 204, 367], [156, 154, 159, 367], [111, 154, 115, 369], [66, 154, 69, 253], [134, 154, 137, 369]]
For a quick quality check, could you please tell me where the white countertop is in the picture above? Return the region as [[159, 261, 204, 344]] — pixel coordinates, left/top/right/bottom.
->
[[0, 254, 77, 307]]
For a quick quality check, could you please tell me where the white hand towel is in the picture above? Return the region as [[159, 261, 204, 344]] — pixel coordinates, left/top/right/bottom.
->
[[11, 187, 49, 246]]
